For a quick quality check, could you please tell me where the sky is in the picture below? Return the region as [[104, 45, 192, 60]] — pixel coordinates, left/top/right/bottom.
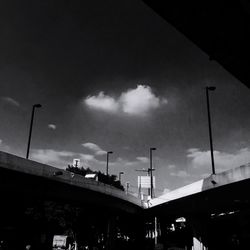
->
[[1, 0, 250, 197]]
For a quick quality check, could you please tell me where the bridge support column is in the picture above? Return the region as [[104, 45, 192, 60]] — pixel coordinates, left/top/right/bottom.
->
[[105, 216, 116, 250], [134, 216, 147, 250], [192, 236, 207, 250], [187, 214, 209, 250]]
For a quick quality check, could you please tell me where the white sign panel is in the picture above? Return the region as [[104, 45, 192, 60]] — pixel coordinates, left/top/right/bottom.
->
[[53, 235, 67, 248], [138, 176, 155, 188], [73, 158, 80, 167]]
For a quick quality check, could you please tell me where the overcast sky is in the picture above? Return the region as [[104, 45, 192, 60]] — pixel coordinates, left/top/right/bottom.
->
[[1, 0, 250, 196]]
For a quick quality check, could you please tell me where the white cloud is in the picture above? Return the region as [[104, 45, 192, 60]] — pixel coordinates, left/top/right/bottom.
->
[[113, 156, 145, 167], [1, 96, 20, 107], [201, 173, 210, 178], [30, 148, 160, 179], [120, 85, 167, 116], [82, 142, 106, 155], [168, 164, 176, 169], [31, 149, 98, 168], [82, 142, 101, 151], [0, 139, 11, 153], [31, 149, 75, 168], [187, 147, 250, 172], [170, 170, 189, 178], [48, 124, 56, 130], [81, 154, 95, 161], [163, 188, 170, 194], [30, 148, 114, 173], [136, 156, 149, 163], [95, 150, 107, 156], [84, 92, 119, 113], [84, 85, 167, 116]]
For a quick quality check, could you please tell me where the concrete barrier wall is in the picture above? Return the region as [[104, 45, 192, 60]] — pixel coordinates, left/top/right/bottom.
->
[[0, 151, 142, 207]]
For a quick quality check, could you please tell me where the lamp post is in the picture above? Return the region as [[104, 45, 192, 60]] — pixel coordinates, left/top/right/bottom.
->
[[149, 147, 156, 198], [206, 86, 216, 175], [26, 104, 42, 159], [119, 171, 124, 182], [106, 151, 113, 175]]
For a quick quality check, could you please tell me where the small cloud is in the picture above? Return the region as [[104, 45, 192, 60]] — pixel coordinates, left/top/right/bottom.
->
[[1, 97, 20, 107], [187, 149, 210, 169], [48, 124, 56, 130], [84, 85, 167, 116], [31, 149, 97, 169], [187, 147, 250, 172], [187, 148, 199, 154], [82, 142, 101, 151], [163, 188, 170, 194], [95, 150, 107, 156], [170, 170, 189, 178], [30, 148, 117, 173], [0, 139, 10, 153], [136, 156, 149, 163], [82, 142, 106, 155], [168, 164, 176, 169], [31, 149, 75, 167], [116, 157, 124, 163], [122, 156, 152, 167], [201, 173, 210, 178], [84, 92, 119, 113], [81, 154, 95, 161]]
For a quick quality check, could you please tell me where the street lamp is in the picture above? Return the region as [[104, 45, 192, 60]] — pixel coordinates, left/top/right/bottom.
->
[[106, 151, 113, 175], [206, 86, 216, 175], [149, 147, 156, 198], [26, 104, 42, 159], [119, 171, 124, 182]]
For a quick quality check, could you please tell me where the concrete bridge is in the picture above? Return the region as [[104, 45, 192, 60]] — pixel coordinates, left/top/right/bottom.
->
[[0, 151, 144, 250], [147, 164, 250, 249], [0, 151, 142, 214], [143, 0, 250, 90], [1, 150, 250, 249]]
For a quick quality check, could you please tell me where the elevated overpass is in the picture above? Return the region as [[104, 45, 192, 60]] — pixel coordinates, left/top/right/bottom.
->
[[0, 151, 142, 214], [149, 163, 250, 216], [138, 3, 250, 248], [146, 164, 250, 249], [143, 1, 250, 89], [2, 150, 250, 249], [0, 151, 144, 250]]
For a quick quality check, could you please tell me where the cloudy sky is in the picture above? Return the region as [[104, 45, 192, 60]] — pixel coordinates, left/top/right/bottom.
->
[[1, 0, 250, 196]]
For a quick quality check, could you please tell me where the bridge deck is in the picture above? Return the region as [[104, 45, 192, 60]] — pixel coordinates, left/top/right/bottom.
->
[[0, 151, 142, 213], [148, 163, 250, 217]]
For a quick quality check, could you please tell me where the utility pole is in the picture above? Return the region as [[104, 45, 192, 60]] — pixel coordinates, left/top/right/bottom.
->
[[149, 147, 156, 198], [106, 151, 113, 175], [118, 171, 124, 182], [206, 86, 216, 175], [126, 182, 130, 194], [26, 104, 42, 159]]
